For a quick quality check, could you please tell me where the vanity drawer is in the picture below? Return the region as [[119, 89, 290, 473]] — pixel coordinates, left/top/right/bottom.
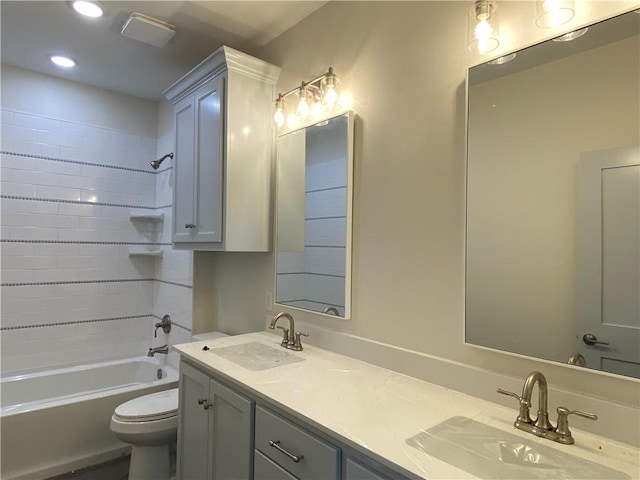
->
[[255, 405, 340, 479], [255, 450, 297, 480]]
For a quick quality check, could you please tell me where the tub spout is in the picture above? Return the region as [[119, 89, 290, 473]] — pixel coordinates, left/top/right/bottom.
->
[[147, 345, 169, 357]]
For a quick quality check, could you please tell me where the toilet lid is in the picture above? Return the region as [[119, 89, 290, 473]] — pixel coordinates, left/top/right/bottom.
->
[[114, 388, 178, 421]]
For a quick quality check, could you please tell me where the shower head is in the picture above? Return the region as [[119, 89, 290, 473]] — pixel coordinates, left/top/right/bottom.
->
[[150, 152, 173, 170]]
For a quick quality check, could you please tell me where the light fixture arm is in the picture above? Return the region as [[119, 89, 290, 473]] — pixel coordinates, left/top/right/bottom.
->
[[276, 68, 336, 102]]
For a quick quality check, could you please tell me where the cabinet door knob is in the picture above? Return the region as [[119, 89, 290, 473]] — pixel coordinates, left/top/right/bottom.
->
[[185, 223, 196, 229], [269, 440, 304, 463], [197, 397, 211, 409]]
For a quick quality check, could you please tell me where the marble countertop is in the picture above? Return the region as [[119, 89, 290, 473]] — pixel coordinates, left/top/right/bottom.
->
[[173, 332, 639, 479]]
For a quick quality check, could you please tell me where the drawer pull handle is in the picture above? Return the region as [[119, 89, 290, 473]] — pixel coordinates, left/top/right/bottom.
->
[[269, 440, 304, 463]]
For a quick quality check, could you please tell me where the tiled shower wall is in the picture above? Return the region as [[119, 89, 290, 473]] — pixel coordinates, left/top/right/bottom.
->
[[0, 102, 192, 375]]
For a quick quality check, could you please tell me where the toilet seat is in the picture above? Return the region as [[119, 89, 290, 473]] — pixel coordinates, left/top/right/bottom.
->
[[114, 388, 178, 423]]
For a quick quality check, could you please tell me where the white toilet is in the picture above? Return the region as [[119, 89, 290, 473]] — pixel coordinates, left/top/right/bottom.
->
[[110, 332, 228, 480]]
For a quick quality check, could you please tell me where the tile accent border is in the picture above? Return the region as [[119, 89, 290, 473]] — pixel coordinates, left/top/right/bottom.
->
[[1, 239, 171, 245], [0, 150, 168, 175], [1, 278, 154, 287], [1, 194, 157, 210], [0, 314, 151, 331]]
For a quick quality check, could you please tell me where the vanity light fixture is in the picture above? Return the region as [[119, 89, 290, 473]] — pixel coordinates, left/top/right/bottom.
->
[[536, 0, 575, 28], [49, 55, 77, 68], [468, 0, 500, 55], [273, 67, 341, 128], [71, 1, 103, 18], [552, 27, 588, 42]]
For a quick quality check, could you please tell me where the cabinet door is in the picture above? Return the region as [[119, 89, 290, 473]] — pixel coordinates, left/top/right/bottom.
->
[[193, 75, 225, 244], [173, 96, 196, 243], [209, 377, 254, 480], [177, 361, 212, 480]]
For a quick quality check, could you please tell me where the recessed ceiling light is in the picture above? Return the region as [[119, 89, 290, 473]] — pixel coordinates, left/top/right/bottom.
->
[[71, 1, 103, 18], [50, 55, 77, 68]]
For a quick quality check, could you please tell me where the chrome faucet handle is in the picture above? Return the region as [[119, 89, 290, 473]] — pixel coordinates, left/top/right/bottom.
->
[[497, 388, 532, 424], [554, 407, 598, 444], [291, 331, 309, 351], [276, 326, 290, 347]]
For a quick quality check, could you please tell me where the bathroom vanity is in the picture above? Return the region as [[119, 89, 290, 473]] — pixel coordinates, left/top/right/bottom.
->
[[173, 333, 639, 480]]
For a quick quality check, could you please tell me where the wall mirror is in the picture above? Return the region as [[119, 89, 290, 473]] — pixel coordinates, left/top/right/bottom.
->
[[466, 10, 639, 379], [275, 111, 354, 318]]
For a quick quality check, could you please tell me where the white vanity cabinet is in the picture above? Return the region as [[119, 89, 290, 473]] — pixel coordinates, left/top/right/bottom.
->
[[177, 361, 254, 480], [163, 46, 280, 251]]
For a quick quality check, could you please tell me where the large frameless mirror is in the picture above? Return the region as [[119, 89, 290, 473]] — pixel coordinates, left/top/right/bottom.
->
[[465, 10, 639, 379], [275, 111, 354, 319]]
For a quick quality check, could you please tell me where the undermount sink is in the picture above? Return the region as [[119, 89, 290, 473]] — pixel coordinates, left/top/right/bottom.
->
[[210, 341, 304, 371], [406, 416, 629, 479]]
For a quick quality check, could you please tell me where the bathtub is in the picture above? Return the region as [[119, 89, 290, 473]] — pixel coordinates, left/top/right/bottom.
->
[[1, 356, 178, 480]]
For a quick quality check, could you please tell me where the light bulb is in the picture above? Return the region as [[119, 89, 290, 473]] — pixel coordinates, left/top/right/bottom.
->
[[286, 113, 298, 129], [324, 87, 338, 109], [468, 1, 499, 54], [475, 19, 493, 54], [536, 0, 574, 28], [297, 98, 309, 119], [274, 109, 284, 128], [311, 101, 324, 119]]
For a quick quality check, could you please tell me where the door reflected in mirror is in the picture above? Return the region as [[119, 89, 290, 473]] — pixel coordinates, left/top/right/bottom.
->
[[465, 10, 639, 379], [275, 111, 354, 318]]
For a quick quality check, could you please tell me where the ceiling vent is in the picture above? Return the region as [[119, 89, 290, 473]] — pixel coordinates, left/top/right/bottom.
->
[[121, 12, 175, 48]]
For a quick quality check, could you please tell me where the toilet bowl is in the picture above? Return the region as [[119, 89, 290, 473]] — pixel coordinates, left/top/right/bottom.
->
[[110, 332, 228, 479]]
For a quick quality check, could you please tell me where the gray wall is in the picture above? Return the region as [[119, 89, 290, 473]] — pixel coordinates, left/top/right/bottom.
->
[[190, 1, 640, 410]]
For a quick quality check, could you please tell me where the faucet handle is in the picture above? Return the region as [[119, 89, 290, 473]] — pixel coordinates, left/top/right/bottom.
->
[[555, 406, 598, 443], [292, 331, 309, 351], [276, 326, 290, 347], [497, 388, 532, 424]]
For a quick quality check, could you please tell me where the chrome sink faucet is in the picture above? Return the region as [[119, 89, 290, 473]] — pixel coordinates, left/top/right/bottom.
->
[[498, 371, 597, 444], [147, 344, 169, 357], [269, 312, 308, 351]]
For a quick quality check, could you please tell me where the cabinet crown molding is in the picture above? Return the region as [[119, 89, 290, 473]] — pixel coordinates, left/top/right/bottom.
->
[[163, 45, 281, 104]]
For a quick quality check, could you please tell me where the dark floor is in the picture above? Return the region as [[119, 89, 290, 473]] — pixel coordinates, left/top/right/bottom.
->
[[47, 456, 130, 480]]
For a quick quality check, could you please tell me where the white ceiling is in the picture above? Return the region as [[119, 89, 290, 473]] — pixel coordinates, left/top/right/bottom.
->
[[0, 1, 327, 101]]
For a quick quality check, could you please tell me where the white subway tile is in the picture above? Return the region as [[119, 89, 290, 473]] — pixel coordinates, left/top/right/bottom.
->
[[1, 153, 38, 171], [36, 130, 83, 149], [13, 113, 61, 133], [1, 109, 15, 124], [60, 121, 104, 141], [11, 169, 60, 187], [1, 182, 36, 197], [59, 174, 99, 190], [35, 185, 81, 201], [37, 159, 82, 176], [1, 269, 34, 284], [2, 124, 38, 142]]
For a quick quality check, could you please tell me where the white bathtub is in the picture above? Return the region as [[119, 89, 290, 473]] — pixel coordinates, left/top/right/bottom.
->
[[0, 356, 178, 480]]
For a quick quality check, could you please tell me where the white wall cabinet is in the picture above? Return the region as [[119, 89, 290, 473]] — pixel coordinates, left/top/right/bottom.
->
[[178, 360, 409, 480], [177, 361, 254, 480], [164, 46, 280, 251]]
